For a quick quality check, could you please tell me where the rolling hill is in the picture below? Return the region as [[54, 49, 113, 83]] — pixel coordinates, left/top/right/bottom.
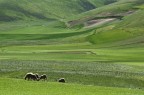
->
[[87, 9, 144, 47], [0, 0, 143, 47], [0, 0, 117, 22]]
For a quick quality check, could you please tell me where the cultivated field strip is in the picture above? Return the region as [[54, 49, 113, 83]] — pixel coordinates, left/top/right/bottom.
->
[[0, 60, 144, 88]]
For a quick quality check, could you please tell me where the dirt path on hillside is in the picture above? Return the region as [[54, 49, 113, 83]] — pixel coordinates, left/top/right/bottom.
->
[[84, 18, 116, 28]]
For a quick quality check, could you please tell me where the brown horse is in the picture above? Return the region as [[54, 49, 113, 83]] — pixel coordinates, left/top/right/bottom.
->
[[24, 73, 38, 81], [39, 74, 47, 81]]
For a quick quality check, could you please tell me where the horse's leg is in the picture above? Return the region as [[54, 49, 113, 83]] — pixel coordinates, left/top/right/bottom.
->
[[28, 76, 31, 81], [25, 76, 27, 80]]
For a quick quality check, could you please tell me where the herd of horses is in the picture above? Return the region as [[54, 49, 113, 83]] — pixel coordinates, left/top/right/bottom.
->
[[24, 72, 65, 83]]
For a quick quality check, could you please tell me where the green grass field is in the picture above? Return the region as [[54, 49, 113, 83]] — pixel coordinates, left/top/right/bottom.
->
[[0, 0, 144, 94], [0, 78, 143, 95]]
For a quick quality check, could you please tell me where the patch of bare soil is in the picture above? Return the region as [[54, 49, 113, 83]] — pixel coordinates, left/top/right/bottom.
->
[[84, 18, 116, 28]]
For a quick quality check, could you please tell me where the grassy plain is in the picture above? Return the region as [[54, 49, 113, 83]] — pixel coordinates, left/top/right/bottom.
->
[[1, 78, 144, 95], [0, 0, 144, 94]]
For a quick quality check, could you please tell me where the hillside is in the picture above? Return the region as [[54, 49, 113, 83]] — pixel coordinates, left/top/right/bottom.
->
[[67, 0, 144, 26], [88, 9, 144, 47], [0, 0, 143, 47], [0, 0, 144, 93], [0, 0, 117, 22]]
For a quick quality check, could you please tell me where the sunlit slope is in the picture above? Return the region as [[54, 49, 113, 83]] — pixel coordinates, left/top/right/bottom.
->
[[68, 0, 144, 21], [88, 9, 144, 47]]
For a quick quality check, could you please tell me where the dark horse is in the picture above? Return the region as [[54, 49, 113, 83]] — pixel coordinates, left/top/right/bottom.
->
[[39, 74, 47, 81], [58, 78, 65, 83], [35, 73, 40, 79], [25, 73, 38, 81]]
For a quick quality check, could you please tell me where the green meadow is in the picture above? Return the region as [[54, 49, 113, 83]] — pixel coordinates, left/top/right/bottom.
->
[[0, 78, 144, 95], [0, 0, 144, 95]]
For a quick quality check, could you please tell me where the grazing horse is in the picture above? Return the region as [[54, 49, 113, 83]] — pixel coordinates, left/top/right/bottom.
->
[[58, 78, 65, 83], [39, 74, 47, 81], [24, 73, 38, 81]]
